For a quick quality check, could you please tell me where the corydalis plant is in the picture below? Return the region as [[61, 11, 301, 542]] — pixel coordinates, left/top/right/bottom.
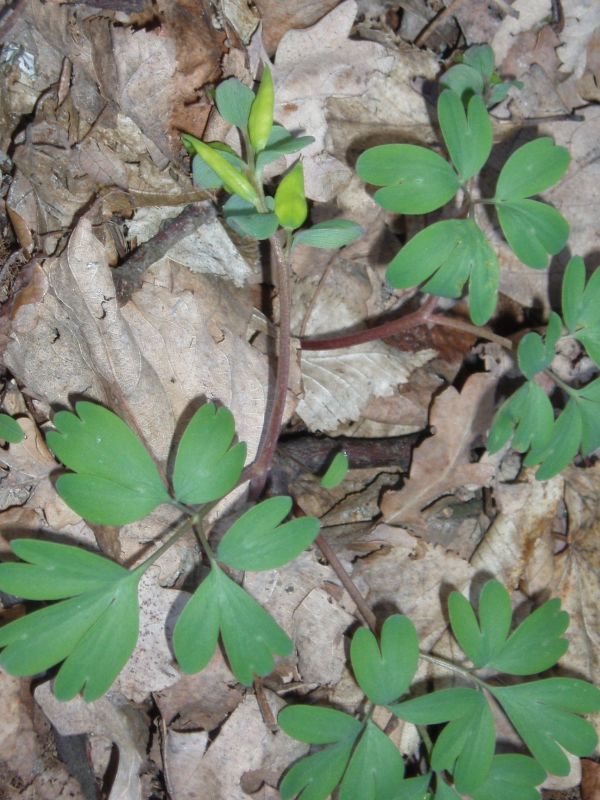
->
[[356, 45, 570, 325], [183, 65, 363, 250], [279, 581, 600, 800], [0, 402, 319, 700]]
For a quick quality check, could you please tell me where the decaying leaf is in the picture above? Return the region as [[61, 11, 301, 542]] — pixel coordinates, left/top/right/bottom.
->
[[381, 373, 497, 527]]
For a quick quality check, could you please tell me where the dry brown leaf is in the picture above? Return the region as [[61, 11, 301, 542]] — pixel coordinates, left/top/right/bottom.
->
[[582, 758, 600, 800], [381, 373, 497, 527], [256, 0, 340, 54], [35, 681, 147, 800]]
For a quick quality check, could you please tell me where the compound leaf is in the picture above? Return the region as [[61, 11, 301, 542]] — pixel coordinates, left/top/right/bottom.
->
[[490, 678, 600, 775], [350, 615, 419, 705], [448, 581, 512, 667], [438, 90, 492, 181], [0, 413, 23, 444], [172, 403, 246, 505], [46, 402, 169, 525], [292, 220, 363, 250], [278, 705, 362, 745], [489, 598, 569, 675], [356, 144, 459, 214], [215, 77, 255, 129], [561, 255, 600, 366], [256, 125, 315, 172], [525, 398, 582, 480], [0, 539, 143, 701], [495, 138, 570, 201], [217, 496, 320, 571], [496, 199, 569, 269], [280, 739, 355, 800], [339, 721, 405, 800], [320, 451, 349, 489], [518, 333, 551, 380], [172, 568, 221, 674], [470, 755, 545, 800]]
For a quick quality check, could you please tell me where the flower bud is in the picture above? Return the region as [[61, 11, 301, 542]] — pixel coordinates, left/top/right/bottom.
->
[[274, 163, 307, 230], [248, 66, 274, 153], [181, 134, 259, 206]]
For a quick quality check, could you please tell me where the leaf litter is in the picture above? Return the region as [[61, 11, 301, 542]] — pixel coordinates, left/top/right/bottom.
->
[[0, 1, 599, 799]]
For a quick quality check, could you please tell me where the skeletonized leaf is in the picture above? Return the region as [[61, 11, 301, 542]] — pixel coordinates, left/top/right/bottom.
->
[[46, 402, 169, 525], [217, 496, 320, 571], [356, 144, 459, 214], [350, 615, 418, 705], [172, 403, 246, 505]]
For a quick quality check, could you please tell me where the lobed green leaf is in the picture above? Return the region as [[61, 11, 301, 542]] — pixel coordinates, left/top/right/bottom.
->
[[470, 755, 545, 800], [215, 78, 255, 130], [440, 64, 484, 102], [356, 144, 459, 214], [292, 220, 363, 250], [172, 403, 246, 505], [256, 125, 315, 172], [487, 381, 554, 456], [339, 721, 405, 800], [438, 90, 492, 181], [278, 705, 362, 745], [448, 581, 512, 668], [524, 398, 582, 480], [495, 138, 570, 201], [319, 451, 349, 489], [280, 739, 355, 800], [223, 195, 279, 240], [390, 687, 481, 724], [350, 615, 419, 705], [496, 199, 569, 269], [0, 413, 24, 444], [192, 143, 245, 190], [217, 496, 320, 571], [46, 402, 169, 525]]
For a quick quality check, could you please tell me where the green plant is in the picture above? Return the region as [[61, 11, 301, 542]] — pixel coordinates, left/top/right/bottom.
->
[[0, 44, 599, 800], [279, 582, 600, 800]]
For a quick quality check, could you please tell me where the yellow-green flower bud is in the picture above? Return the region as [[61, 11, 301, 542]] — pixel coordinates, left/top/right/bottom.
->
[[274, 163, 307, 230], [181, 134, 259, 206], [248, 66, 274, 153]]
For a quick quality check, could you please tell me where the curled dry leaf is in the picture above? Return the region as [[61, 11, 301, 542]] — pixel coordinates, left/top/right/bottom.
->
[[381, 373, 497, 527]]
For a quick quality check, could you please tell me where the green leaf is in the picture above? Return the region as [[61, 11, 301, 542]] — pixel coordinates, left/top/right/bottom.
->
[[438, 90, 492, 181], [463, 45, 495, 80], [387, 220, 499, 325], [215, 78, 255, 129], [0, 539, 143, 701], [561, 256, 600, 366], [435, 779, 462, 800], [470, 755, 545, 800], [356, 144, 460, 214], [490, 678, 600, 775], [320, 451, 349, 489], [390, 687, 482, 724], [292, 220, 363, 250], [278, 705, 362, 744], [192, 143, 245, 190], [495, 138, 570, 201], [448, 581, 512, 668], [248, 65, 274, 152], [46, 402, 169, 525], [525, 398, 582, 480], [440, 64, 485, 101], [0, 413, 24, 444], [172, 568, 221, 674], [350, 615, 419, 705], [172, 403, 246, 505], [487, 80, 523, 106], [489, 598, 569, 675], [173, 566, 292, 684], [487, 381, 554, 455], [339, 721, 405, 800], [577, 378, 600, 454], [280, 739, 356, 800], [0, 539, 129, 600], [274, 163, 308, 230], [217, 496, 320, 571], [223, 195, 279, 240], [496, 199, 569, 269], [518, 333, 550, 380], [433, 694, 495, 795], [256, 125, 315, 172]]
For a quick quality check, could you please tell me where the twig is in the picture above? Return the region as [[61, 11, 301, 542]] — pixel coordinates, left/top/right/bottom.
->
[[490, 0, 519, 18], [249, 234, 292, 497], [428, 314, 513, 350], [113, 203, 216, 305], [415, 0, 470, 47], [300, 296, 438, 351], [254, 677, 278, 731]]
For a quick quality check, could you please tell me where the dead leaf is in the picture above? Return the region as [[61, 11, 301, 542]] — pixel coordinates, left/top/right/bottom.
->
[[492, 0, 552, 64], [381, 373, 497, 527], [255, 0, 340, 54], [35, 681, 147, 800], [582, 758, 600, 800]]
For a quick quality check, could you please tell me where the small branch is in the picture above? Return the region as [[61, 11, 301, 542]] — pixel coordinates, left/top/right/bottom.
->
[[314, 532, 377, 632], [428, 315, 513, 350], [415, 0, 470, 46], [249, 234, 292, 497], [113, 203, 216, 305], [300, 297, 438, 351]]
